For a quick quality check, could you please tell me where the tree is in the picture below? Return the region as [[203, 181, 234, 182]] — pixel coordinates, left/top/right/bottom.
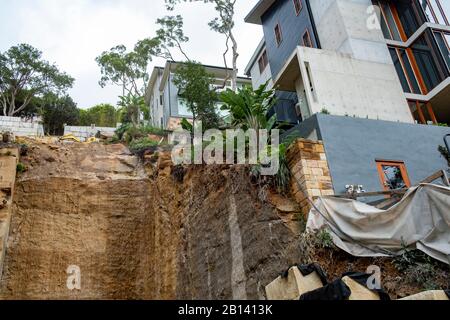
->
[[79, 104, 118, 127], [165, 0, 238, 90], [0, 44, 74, 116], [95, 45, 150, 97], [41, 94, 79, 136], [172, 61, 219, 129]]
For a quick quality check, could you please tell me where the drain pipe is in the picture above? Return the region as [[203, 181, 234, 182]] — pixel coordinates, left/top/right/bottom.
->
[[445, 134, 450, 153]]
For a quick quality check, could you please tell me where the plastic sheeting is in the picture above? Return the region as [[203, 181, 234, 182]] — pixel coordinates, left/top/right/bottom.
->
[[307, 184, 450, 265]]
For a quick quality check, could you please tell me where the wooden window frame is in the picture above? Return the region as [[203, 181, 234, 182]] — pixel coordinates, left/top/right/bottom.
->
[[258, 50, 268, 74], [302, 29, 313, 48], [274, 23, 283, 47], [293, 0, 303, 16], [376, 160, 411, 191]]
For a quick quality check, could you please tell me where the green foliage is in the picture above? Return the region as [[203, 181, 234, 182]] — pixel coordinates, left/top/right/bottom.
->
[[115, 123, 165, 143], [117, 94, 147, 125], [321, 108, 330, 115], [41, 94, 79, 136], [79, 104, 118, 127], [173, 62, 219, 130], [16, 162, 27, 173], [220, 81, 277, 130], [0, 43, 74, 116], [316, 229, 335, 249], [96, 45, 150, 97], [128, 137, 159, 154]]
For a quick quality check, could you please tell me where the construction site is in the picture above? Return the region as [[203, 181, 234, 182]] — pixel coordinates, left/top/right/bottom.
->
[[0, 128, 448, 301]]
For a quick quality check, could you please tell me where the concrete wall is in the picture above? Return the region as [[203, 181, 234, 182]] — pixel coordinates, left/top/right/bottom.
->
[[64, 125, 117, 140], [0, 116, 44, 137], [295, 46, 414, 123], [293, 114, 450, 195], [309, 0, 392, 64], [262, 0, 318, 78]]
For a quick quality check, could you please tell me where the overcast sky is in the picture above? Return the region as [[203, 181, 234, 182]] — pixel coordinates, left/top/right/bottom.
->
[[0, 0, 262, 108]]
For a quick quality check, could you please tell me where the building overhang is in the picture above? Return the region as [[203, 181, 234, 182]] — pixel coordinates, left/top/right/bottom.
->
[[273, 49, 301, 92], [405, 77, 450, 122], [244, 0, 276, 25]]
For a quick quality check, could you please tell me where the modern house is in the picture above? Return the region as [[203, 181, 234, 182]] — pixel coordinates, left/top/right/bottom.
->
[[245, 0, 450, 126], [244, 0, 450, 196], [145, 61, 252, 131]]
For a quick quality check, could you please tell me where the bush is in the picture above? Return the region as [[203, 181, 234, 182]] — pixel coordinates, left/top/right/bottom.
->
[[316, 229, 335, 249], [16, 162, 27, 173], [128, 137, 159, 154], [115, 124, 165, 143]]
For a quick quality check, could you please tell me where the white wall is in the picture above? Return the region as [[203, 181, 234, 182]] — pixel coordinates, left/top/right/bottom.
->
[[64, 125, 117, 141], [295, 46, 414, 123], [0, 116, 44, 137], [249, 52, 274, 90]]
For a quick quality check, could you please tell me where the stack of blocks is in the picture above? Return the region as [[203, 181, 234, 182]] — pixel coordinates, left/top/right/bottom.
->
[[287, 139, 334, 216]]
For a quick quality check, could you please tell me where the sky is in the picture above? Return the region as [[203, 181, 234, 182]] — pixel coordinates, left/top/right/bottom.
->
[[0, 0, 262, 108]]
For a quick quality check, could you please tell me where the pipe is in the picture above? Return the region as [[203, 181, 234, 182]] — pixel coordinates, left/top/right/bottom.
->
[[445, 134, 450, 153]]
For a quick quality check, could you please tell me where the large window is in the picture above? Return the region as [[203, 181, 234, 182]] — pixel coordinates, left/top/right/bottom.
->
[[407, 100, 437, 124], [411, 31, 448, 91], [433, 31, 450, 71], [302, 30, 313, 48], [389, 47, 421, 94], [377, 1, 402, 41], [418, 0, 449, 25]]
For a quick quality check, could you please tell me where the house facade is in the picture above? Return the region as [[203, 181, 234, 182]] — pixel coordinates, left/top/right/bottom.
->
[[145, 61, 252, 131], [245, 0, 450, 196], [245, 0, 450, 126]]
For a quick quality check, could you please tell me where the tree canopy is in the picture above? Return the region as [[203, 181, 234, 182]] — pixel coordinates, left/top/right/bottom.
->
[[79, 104, 118, 127], [0, 43, 74, 116]]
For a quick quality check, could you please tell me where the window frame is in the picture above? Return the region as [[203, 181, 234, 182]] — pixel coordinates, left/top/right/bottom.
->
[[274, 23, 283, 47], [258, 50, 269, 74], [376, 160, 411, 191], [302, 29, 313, 48], [293, 0, 303, 16]]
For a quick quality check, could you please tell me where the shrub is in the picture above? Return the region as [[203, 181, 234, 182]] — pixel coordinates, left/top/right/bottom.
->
[[16, 162, 27, 173], [316, 229, 335, 249], [128, 137, 159, 154]]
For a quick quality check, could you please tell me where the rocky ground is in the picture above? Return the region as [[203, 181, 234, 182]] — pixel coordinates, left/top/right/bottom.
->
[[0, 138, 447, 299]]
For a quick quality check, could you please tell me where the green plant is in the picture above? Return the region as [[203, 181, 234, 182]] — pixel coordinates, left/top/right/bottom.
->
[[393, 243, 433, 272], [316, 229, 335, 249], [220, 81, 277, 130], [16, 162, 27, 173], [320, 108, 330, 115], [403, 263, 439, 290], [128, 137, 159, 154]]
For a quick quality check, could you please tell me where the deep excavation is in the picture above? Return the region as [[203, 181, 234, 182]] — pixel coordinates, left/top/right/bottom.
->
[[0, 140, 302, 299], [0, 139, 448, 300]]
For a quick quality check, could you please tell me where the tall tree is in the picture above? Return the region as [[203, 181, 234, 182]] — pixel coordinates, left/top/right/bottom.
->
[[96, 45, 150, 97], [79, 104, 118, 127], [0, 44, 74, 116], [41, 94, 79, 136], [165, 0, 238, 90]]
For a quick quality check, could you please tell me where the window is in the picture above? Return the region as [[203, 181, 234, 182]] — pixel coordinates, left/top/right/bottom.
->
[[433, 31, 450, 71], [376, 161, 411, 191], [302, 30, 313, 48], [407, 100, 437, 124], [377, 1, 402, 41], [159, 94, 164, 106], [274, 23, 283, 47], [418, 0, 449, 25], [388, 47, 421, 94], [293, 0, 302, 16], [258, 50, 269, 74]]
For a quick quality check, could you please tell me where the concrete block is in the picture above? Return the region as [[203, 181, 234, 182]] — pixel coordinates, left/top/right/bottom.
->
[[341, 277, 380, 300], [266, 267, 324, 300], [399, 291, 449, 301]]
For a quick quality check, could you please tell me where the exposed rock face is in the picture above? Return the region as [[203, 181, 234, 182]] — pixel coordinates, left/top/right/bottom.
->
[[0, 142, 301, 299]]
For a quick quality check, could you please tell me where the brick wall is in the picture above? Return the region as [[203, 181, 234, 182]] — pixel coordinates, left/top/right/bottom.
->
[[287, 139, 334, 216], [0, 116, 44, 137]]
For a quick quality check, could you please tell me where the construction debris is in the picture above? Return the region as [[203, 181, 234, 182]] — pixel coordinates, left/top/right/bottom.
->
[[399, 290, 450, 301]]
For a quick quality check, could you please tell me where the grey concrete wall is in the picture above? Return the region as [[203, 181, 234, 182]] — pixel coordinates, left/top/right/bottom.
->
[[290, 114, 450, 196], [0, 116, 44, 137], [64, 126, 117, 141]]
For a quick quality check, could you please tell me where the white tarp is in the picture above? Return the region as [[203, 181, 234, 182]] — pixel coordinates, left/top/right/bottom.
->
[[307, 184, 450, 265]]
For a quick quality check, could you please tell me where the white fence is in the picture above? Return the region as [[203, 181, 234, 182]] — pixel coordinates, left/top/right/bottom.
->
[[64, 125, 117, 141], [0, 116, 44, 137]]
